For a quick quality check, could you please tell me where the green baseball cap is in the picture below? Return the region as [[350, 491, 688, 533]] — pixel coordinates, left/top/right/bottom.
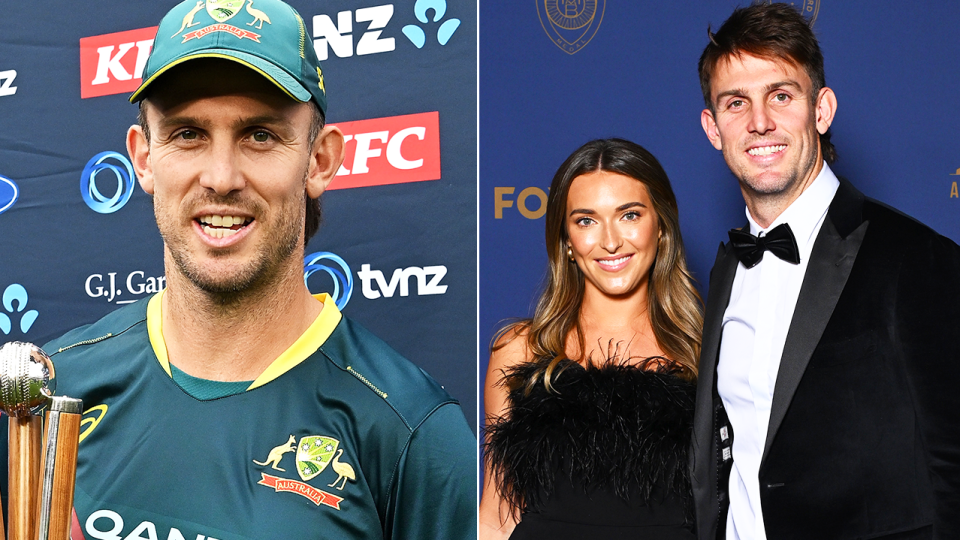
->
[[130, 0, 327, 114]]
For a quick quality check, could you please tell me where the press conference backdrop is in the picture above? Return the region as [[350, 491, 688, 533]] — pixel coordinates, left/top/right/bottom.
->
[[480, 1, 960, 423], [0, 1, 477, 431]]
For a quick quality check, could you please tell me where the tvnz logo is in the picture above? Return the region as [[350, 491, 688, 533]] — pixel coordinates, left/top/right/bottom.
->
[[303, 253, 449, 307], [304, 252, 354, 310]]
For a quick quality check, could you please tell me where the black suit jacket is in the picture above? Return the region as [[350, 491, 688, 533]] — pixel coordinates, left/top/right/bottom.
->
[[691, 179, 960, 539]]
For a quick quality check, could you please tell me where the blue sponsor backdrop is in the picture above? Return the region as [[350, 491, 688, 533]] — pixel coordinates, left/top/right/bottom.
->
[[480, 0, 960, 425], [0, 1, 477, 432]]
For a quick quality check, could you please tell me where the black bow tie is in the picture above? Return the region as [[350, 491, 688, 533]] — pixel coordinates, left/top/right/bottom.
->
[[728, 223, 800, 269]]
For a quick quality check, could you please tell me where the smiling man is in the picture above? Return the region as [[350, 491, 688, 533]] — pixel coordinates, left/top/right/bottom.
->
[[41, 1, 476, 539], [691, 3, 960, 540]]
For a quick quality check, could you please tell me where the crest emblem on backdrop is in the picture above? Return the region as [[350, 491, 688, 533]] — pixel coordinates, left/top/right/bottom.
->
[[537, 0, 605, 55], [790, 0, 821, 26]]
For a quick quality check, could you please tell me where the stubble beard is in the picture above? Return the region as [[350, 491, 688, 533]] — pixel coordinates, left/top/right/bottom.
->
[[730, 129, 820, 212], [157, 189, 307, 307]]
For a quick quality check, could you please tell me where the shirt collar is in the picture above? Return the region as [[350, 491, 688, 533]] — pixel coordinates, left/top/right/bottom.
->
[[746, 161, 840, 252], [147, 290, 342, 390]]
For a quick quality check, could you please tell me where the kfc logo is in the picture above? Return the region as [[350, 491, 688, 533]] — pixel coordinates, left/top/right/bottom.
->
[[80, 27, 158, 99], [328, 112, 441, 190]]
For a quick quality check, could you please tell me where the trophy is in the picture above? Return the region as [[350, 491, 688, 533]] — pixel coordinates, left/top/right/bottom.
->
[[0, 342, 82, 540]]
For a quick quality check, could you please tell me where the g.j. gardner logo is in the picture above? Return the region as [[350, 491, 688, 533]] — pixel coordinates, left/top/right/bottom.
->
[[81, 151, 136, 214], [304, 252, 353, 310]]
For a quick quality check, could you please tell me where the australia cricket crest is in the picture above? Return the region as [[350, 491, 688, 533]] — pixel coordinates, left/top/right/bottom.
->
[[296, 436, 339, 481], [254, 434, 352, 510], [537, 0, 605, 55], [206, 0, 244, 23]]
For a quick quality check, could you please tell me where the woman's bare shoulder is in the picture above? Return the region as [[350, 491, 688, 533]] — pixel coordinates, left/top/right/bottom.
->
[[489, 322, 533, 374]]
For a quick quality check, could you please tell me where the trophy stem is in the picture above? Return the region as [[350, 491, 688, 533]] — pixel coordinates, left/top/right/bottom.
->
[[38, 397, 82, 540], [9, 414, 42, 540]]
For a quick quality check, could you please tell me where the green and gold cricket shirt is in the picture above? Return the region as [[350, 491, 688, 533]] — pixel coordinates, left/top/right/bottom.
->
[[42, 292, 477, 540]]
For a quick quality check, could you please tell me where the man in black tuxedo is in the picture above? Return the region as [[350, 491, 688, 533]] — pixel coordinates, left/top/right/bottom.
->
[[691, 3, 960, 539]]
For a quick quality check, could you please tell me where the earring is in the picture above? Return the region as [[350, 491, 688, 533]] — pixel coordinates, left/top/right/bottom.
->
[[567, 246, 575, 262]]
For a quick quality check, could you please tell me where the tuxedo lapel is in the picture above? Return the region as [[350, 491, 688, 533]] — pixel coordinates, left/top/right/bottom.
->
[[693, 241, 738, 484], [761, 179, 868, 463], [700, 242, 739, 391]]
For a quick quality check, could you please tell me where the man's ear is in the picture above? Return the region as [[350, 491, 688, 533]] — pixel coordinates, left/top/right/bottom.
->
[[815, 87, 837, 135], [701, 109, 723, 151], [127, 124, 154, 195], [306, 125, 345, 199]]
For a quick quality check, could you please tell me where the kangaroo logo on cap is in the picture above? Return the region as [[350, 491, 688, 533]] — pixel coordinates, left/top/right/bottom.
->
[[179, 0, 265, 43], [133, 0, 326, 112], [172, 1, 206, 38]]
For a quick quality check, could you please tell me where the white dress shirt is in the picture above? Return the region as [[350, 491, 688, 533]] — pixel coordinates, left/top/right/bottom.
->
[[718, 163, 840, 540]]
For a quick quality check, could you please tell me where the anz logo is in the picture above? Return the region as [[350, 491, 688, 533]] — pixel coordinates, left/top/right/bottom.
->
[[81, 151, 136, 214], [0, 284, 39, 336], [312, 0, 461, 61], [401, 0, 461, 48]]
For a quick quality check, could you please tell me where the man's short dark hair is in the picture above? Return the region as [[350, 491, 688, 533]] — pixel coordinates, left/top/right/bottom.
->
[[698, 2, 836, 164], [138, 100, 327, 244]]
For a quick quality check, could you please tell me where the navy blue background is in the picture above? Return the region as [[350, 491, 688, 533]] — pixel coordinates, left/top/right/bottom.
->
[[0, 1, 477, 432], [479, 1, 960, 426]]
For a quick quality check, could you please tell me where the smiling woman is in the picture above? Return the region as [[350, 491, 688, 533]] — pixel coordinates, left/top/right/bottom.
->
[[565, 170, 661, 302], [480, 138, 703, 540]]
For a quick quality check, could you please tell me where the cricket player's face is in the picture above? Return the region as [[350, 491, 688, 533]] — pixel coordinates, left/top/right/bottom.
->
[[131, 60, 320, 295], [702, 53, 834, 213]]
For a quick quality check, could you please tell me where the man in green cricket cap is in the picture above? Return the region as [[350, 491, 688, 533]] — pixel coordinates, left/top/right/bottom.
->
[[43, 1, 477, 538]]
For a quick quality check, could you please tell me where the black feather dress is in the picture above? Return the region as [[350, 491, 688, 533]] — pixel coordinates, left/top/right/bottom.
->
[[484, 358, 696, 539]]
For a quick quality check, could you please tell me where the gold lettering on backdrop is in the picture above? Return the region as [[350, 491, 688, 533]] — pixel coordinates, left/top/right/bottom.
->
[[951, 181, 958, 198], [494, 187, 516, 219], [517, 187, 548, 219]]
